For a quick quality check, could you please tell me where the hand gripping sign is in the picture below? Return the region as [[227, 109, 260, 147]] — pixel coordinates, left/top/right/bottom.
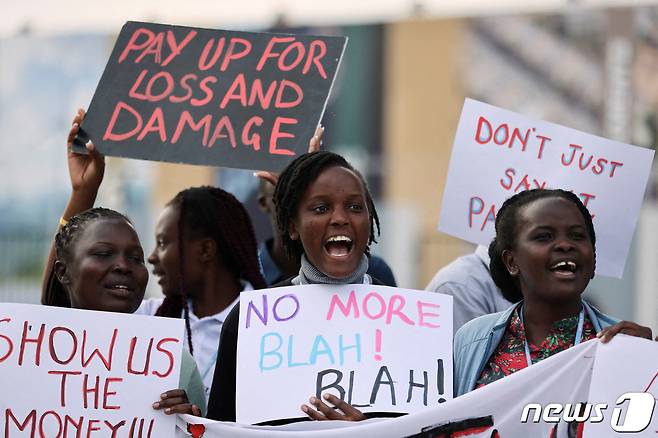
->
[[439, 98, 655, 278], [235, 284, 453, 425], [78, 21, 347, 171]]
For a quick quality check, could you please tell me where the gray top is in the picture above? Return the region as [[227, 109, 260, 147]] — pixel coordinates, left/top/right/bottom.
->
[[425, 245, 512, 332]]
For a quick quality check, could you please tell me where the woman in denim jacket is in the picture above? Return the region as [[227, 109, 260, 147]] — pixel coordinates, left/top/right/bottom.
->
[[453, 189, 651, 397]]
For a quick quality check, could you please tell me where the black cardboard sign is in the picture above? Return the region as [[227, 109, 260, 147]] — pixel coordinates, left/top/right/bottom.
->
[[79, 21, 347, 171]]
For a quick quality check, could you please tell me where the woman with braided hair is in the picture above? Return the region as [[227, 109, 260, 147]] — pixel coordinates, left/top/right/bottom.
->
[[207, 150, 395, 424], [453, 188, 652, 397], [43, 207, 206, 415], [135, 185, 267, 401], [42, 109, 266, 403]]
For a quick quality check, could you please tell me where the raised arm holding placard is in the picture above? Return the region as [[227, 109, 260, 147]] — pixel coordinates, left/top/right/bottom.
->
[[42, 23, 349, 404], [43, 107, 268, 405]]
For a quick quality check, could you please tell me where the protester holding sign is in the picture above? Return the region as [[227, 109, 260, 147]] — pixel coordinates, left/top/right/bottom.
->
[[207, 151, 403, 423], [41, 109, 267, 403], [453, 189, 652, 397], [439, 99, 655, 279], [135, 185, 266, 402], [42, 19, 349, 406], [42, 207, 206, 414]]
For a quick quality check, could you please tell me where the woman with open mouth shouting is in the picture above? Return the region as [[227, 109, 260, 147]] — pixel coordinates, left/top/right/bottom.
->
[[453, 188, 652, 397], [207, 151, 392, 423]]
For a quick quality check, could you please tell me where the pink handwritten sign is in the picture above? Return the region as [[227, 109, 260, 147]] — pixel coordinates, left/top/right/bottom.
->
[[236, 284, 453, 424]]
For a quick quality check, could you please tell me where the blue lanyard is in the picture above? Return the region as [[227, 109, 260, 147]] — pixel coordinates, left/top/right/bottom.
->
[[520, 305, 585, 367], [201, 350, 219, 381]]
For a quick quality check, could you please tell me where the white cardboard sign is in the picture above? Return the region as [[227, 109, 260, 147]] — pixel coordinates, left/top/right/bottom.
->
[[585, 336, 658, 437], [439, 98, 655, 277], [0, 303, 184, 438], [235, 284, 453, 424]]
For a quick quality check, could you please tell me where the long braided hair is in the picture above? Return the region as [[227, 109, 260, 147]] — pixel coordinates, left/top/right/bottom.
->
[[273, 151, 381, 262], [45, 207, 133, 307], [488, 188, 596, 303], [154, 186, 266, 354]]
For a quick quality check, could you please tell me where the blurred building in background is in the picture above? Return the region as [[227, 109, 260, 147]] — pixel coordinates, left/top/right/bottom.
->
[[1, 2, 656, 328]]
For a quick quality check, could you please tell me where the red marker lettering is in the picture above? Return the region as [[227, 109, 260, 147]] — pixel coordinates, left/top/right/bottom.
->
[[171, 112, 212, 145], [269, 117, 297, 156], [198, 37, 226, 70], [191, 76, 217, 106], [303, 40, 328, 79], [500, 168, 515, 190], [257, 37, 296, 71], [19, 321, 45, 366], [137, 107, 167, 142], [152, 338, 179, 378], [208, 116, 237, 148], [103, 102, 143, 142], [219, 74, 248, 109], [0, 317, 14, 363], [103, 377, 123, 410], [118, 28, 154, 63], [247, 79, 277, 109], [274, 80, 303, 109], [242, 116, 264, 151], [161, 30, 197, 66], [220, 38, 252, 71], [48, 370, 82, 407]]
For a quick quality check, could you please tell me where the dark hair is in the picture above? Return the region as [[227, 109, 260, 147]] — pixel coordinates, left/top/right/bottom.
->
[[488, 188, 596, 303], [273, 151, 380, 262], [45, 207, 133, 308], [154, 186, 266, 354]]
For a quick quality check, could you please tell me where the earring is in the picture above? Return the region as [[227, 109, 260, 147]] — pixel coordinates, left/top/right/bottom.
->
[[509, 266, 519, 276]]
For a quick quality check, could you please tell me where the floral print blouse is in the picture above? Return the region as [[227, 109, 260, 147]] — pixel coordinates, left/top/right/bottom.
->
[[476, 306, 596, 388]]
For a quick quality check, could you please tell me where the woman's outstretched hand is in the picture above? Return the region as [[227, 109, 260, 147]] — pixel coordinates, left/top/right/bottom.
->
[[597, 321, 652, 343], [67, 108, 105, 195], [301, 393, 366, 421]]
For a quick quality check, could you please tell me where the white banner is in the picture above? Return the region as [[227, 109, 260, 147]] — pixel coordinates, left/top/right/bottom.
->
[[180, 336, 658, 437], [438, 98, 655, 278], [235, 284, 453, 424], [584, 336, 658, 436], [0, 303, 184, 438]]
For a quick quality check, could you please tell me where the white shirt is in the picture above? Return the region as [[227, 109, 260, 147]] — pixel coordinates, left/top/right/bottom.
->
[[135, 282, 252, 403]]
